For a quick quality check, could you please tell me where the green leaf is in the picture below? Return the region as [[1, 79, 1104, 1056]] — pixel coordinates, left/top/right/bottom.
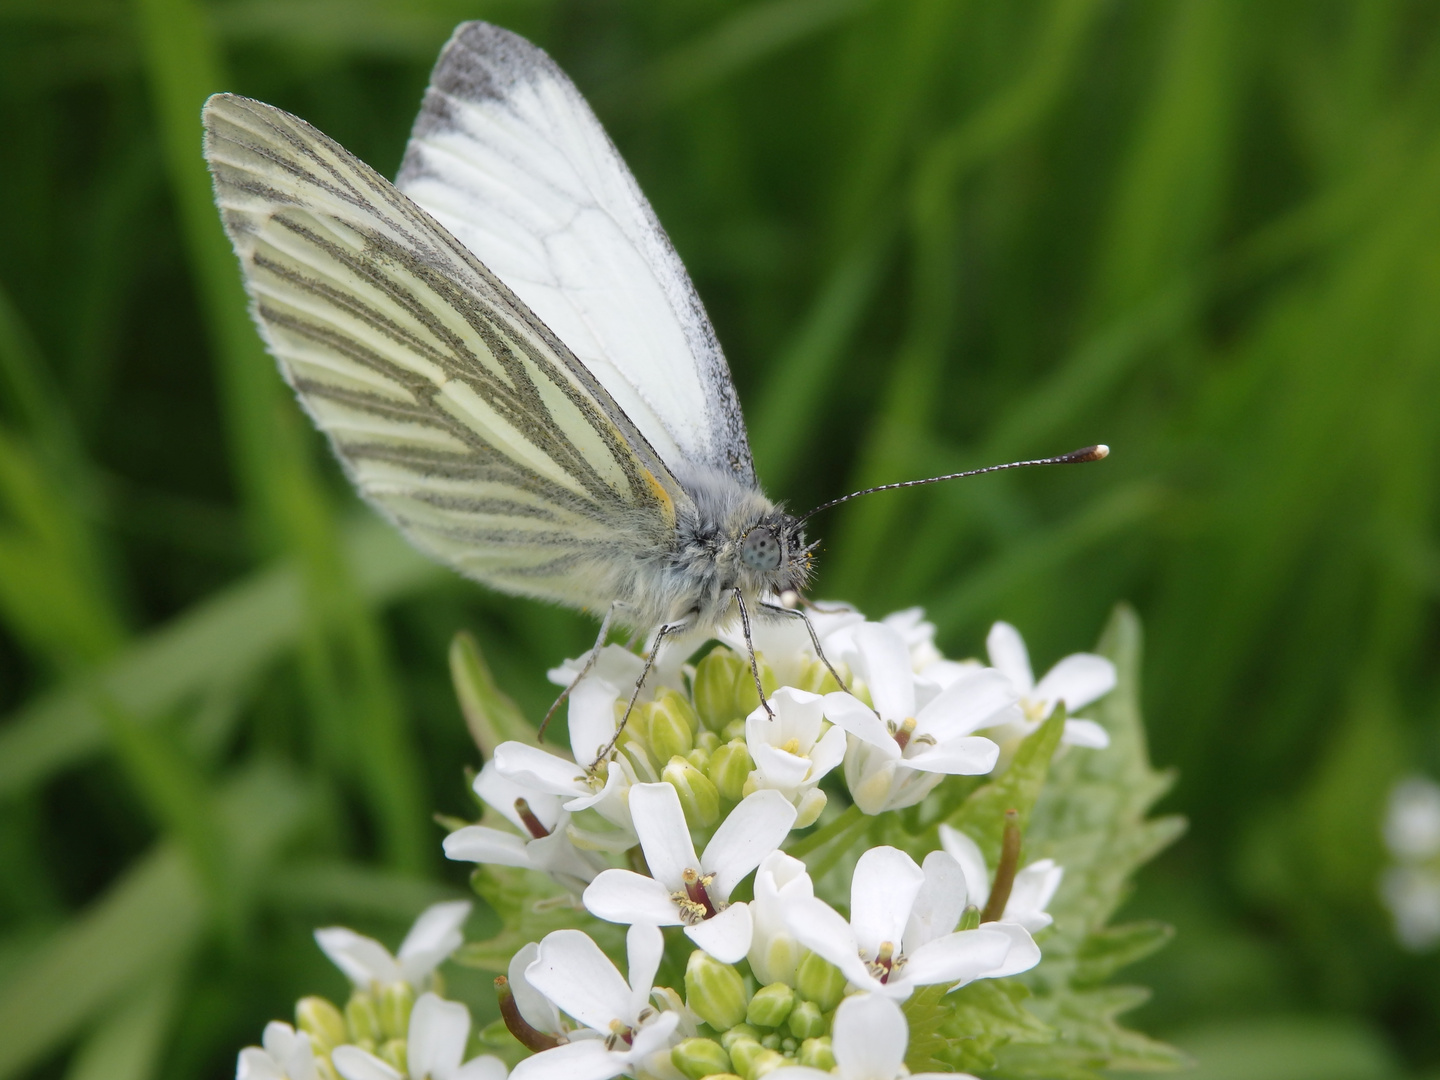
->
[[450, 631, 540, 756], [947, 706, 1066, 866], [905, 981, 1053, 1075], [1071, 921, 1175, 986], [62, 968, 180, 1080]]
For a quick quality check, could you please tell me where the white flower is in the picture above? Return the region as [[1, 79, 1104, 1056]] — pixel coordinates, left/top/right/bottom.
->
[[769, 993, 974, 1080], [744, 688, 847, 827], [1381, 866, 1440, 951], [823, 624, 1011, 814], [881, 607, 945, 670], [748, 850, 816, 985], [443, 761, 605, 891], [1384, 777, 1440, 861], [331, 993, 506, 1080], [236, 1022, 317, 1080], [582, 783, 797, 962], [786, 846, 1038, 1001], [939, 824, 1063, 933], [513, 925, 681, 1080], [314, 901, 471, 992], [718, 604, 864, 690], [985, 622, 1114, 749]]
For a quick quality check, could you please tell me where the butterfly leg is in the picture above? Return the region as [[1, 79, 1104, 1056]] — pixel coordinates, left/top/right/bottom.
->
[[590, 617, 688, 768], [758, 600, 852, 695], [538, 603, 620, 741], [733, 589, 777, 719]]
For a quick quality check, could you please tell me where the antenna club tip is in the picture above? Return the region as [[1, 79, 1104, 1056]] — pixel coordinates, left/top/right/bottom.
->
[[1093, 444, 1110, 459], [1067, 444, 1109, 463]]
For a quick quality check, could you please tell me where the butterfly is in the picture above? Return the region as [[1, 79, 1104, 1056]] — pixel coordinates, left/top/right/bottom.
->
[[203, 21, 1104, 755]]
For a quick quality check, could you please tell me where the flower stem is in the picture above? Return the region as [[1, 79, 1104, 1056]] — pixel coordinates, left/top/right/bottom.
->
[[496, 976, 560, 1051]]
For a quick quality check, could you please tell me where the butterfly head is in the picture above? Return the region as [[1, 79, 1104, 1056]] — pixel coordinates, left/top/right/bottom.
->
[[738, 513, 812, 595]]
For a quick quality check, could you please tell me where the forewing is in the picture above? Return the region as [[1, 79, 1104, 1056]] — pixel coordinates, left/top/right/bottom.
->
[[203, 93, 687, 609], [396, 21, 757, 488]]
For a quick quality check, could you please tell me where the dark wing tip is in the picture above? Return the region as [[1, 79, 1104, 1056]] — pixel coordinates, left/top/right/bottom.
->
[[427, 20, 565, 107]]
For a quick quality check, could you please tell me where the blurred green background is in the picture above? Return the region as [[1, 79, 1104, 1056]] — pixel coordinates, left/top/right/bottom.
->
[[2, 0, 1439, 1077]]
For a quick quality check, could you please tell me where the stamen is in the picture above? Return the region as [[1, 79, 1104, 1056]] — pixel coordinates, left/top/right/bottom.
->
[[604, 1019, 635, 1050], [863, 940, 904, 983], [513, 798, 550, 839], [780, 737, 801, 754], [893, 717, 918, 750]]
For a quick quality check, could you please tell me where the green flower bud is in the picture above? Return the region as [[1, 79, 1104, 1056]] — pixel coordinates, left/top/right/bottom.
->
[[296, 996, 347, 1051], [664, 755, 720, 828], [707, 740, 753, 802], [695, 730, 722, 755], [378, 1037, 408, 1074], [719, 1024, 761, 1051], [685, 951, 749, 1031], [694, 647, 746, 732], [745, 983, 795, 1028], [794, 788, 827, 829], [959, 903, 981, 931], [759, 1032, 781, 1050], [379, 981, 415, 1040], [314, 1057, 340, 1080], [687, 747, 711, 772], [671, 1037, 732, 1080], [648, 690, 697, 762], [726, 1037, 765, 1079], [345, 991, 383, 1044], [795, 952, 847, 1012], [798, 1036, 835, 1070], [746, 1047, 786, 1080], [785, 999, 825, 1040], [722, 718, 747, 742]]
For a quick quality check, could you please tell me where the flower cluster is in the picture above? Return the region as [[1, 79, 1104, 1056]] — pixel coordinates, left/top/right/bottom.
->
[[236, 605, 1118, 1079], [1380, 775, 1440, 951]]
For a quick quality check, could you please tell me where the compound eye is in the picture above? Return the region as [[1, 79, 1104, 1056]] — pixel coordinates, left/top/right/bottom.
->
[[741, 527, 783, 572]]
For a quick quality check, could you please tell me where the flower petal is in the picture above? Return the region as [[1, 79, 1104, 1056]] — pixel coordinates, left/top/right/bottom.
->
[[915, 670, 1018, 741], [583, 869, 682, 927], [443, 826, 532, 869], [937, 825, 991, 910], [821, 693, 898, 754], [702, 789, 797, 898], [493, 743, 589, 796], [509, 942, 561, 1034], [454, 1055, 509, 1080], [397, 901, 472, 984], [1006, 859, 1063, 931], [849, 846, 925, 954], [407, 993, 469, 1079], [628, 782, 699, 888], [685, 901, 753, 963], [905, 851, 967, 952], [985, 622, 1034, 693], [900, 927, 1013, 989], [903, 737, 1000, 776], [983, 922, 1042, 977], [331, 1047, 402, 1080], [475, 760, 562, 834], [626, 923, 664, 1018], [807, 725, 848, 782], [313, 928, 401, 986], [527, 929, 633, 1031], [1034, 653, 1116, 711], [509, 1040, 621, 1080], [568, 675, 624, 766], [236, 1047, 285, 1080], [830, 993, 908, 1080], [1061, 718, 1110, 749], [749, 742, 813, 791], [784, 898, 878, 991], [626, 1010, 682, 1064], [852, 624, 916, 720]]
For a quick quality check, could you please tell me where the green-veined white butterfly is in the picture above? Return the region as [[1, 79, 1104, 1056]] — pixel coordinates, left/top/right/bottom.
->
[[203, 21, 1104, 752]]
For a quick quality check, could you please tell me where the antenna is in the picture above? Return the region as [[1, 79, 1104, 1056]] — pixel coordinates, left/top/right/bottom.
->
[[794, 444, 1109, 526]]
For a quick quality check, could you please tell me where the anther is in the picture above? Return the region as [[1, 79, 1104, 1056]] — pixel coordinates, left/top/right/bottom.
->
[[893, 717, 918, 751]]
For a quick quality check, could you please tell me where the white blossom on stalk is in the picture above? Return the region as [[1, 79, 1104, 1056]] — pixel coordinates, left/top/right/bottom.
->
[[513, 925, 681, 1080], [786, 846, 1038, 1001], [443, 761, 605, 891], [984, 622, 1114, 749], [583, 783, 796, 962], [236, 1022, 317, 1080], [1383, 777, 1440, 861], [314, 901, 471, 992], [744, 688, 847, 827], [331, 993, 506, 1080], [769, 993, 974, 1080], [939, 824, 1063, 933], [823, 624, 1012, 814], [748, 850, 816, 985], [1379, 776, 1440, 950]]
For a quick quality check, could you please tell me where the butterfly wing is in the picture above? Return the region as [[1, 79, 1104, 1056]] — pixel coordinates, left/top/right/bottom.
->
[[396, 21, 757, 490], [203, 92, 690, 610]]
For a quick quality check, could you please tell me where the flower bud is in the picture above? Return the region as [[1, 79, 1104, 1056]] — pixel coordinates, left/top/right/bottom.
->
[[687, 747, 711, 772], [379, 981, 414, 1040], [664, 755, 721, 828], [960, 903, 981, 931], [726, 1037, 766, 1079], [798, 1036, 835, 1070], [694, 647, 746, 732], [685, 951, 749, 1031], [696, 730, 722, 755], [314, 1057, 340, 1080], [345, 991, 383, 1044], [720, 1024, 761, 1051], [295, 996, 347, 1051], [760, 1032, 781, 1049], [785, 999, 825, 1040], [795, 951, 846, 1012], [745, 983, 795, 1028], [378, 1038, 408, 1073], [794, 788, 827, 829], [746, 1048, 786, 1079], [648, 690, 697, 762], [707, 740, 753, 802], [672, 1037, 732, 1080]]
